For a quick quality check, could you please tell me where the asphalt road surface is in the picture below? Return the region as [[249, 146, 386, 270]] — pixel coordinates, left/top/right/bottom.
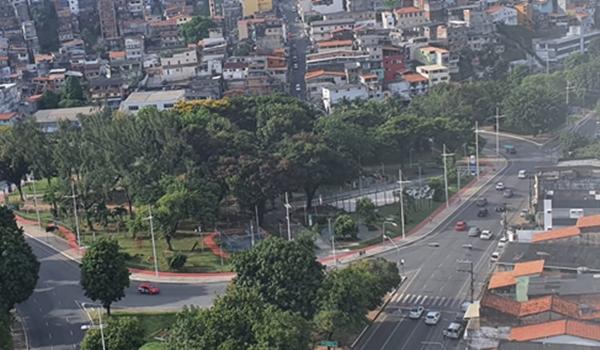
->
[[281, 0, 308, 98], [355, 135, 552, 350], [17, 238, 227, 350]]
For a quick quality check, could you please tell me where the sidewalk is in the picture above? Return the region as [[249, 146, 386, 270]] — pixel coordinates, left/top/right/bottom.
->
[[17, 154, 506, 284]]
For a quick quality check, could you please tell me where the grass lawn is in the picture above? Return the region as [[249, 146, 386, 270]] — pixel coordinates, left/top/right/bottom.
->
[[140, 342, 167, 350], [111, 311, 176, 342]]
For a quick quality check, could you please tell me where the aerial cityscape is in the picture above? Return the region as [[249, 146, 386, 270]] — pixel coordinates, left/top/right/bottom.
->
[[2, 0, 600, 349]]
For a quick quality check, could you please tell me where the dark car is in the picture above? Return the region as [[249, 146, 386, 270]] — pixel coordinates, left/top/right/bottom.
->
[[503, 189, 513, 198], [137, 283, 160, 295], [476, 198, 487, 207], [477, 208, 489, 217]]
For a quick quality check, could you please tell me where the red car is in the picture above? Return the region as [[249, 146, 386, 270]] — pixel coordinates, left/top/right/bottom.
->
[[137, 283, 160, 295], [454, 221, 467, 231]]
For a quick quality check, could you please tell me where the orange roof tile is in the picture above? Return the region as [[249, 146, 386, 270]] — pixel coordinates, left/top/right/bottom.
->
[[532, 226, 580, 242], [317, 40, 354, 48], [577, 214, 600, 229], [510, 320, 566, 341], [513, 260, 545, 276], [109, 51, 126, 60], [511, 320, 600, 342], [0, 112, 16, 121], [402, 72, 428, 83], [488, 260, 545, 290], [395, 6, 422, 15], [305, 69, 346, 80], [489, 271, 516, 289]]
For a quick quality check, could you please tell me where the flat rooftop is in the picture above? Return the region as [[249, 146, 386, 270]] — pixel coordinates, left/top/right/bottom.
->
[[498, 242, 600, 272], [123, 90, 186, 104]]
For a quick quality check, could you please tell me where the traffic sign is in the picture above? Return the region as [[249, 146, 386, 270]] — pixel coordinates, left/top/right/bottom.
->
[[319, 340, 338, 347]]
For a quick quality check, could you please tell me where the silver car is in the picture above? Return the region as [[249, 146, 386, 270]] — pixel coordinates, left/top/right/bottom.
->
[[468, 227, 481, 237], [425, 311, 441, 325], [409, 305, 425, 319]]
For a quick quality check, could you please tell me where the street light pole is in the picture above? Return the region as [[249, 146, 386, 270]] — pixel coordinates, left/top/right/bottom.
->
[[495, 107, 500, 157], [66, 180, 82, 248], [97, 308, 107, 350], [384, 234, 402, 272], [284, 192, 292, 241], [382, 221, 397, 243], [441, 144, 454, 208], [328, 217, 336, 267], [144, 209, 159, 277], [475, 121, 480, 180], [30, 175, 42, 228], [398, 169, 406, 239]]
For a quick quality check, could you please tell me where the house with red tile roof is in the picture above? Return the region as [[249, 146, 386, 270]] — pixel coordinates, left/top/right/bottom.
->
[[510, 320, 600, 346]]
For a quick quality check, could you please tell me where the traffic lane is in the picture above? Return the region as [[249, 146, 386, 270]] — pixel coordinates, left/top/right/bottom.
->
[[380, 310, 453, 350], [117, 282, 226, 310], [19, 237, 88, 349]]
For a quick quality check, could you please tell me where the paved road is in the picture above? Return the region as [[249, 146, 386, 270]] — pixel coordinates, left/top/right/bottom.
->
[[17, 238, 227, 350], [355, 136, 551, 350], [280, 0, 308, 98]]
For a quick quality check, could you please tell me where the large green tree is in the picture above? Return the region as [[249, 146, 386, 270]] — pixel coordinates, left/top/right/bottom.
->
[[232, 236, 324, 318], [80, 239, 130, 315], [0, 207, 39, 312], [181, 16, 217, 44], [81, 316, 144, 350]]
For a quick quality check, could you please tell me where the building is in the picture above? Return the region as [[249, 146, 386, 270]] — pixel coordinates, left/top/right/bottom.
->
[[416, 64, 449, 85], [0, 112, 19, 126], [125, 37, 144, 61], [242, 0, 272, 17], [0, 83, 20, 113], [33, 106, 100, 133], [305, 69, 347, 101], [534, 26, 600, 63], [322, 84, 369, 112], [98, 0, 119, 40], [310, 18, 355, 42], [222, 0, 242, 35], [119, 89, 186, 113], [389, 72, 429, 98], [486, 5, 518, 26], [394, 7, 428, 29], [160, 49, 199, 82], [311, 0, 344, 14], [88, 77, 126, 107]]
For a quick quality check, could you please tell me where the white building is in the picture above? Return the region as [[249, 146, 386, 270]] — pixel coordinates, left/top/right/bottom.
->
[[311, 0, 344, 14], [160, 50, 199, 82], [416, 64, 449, 85], [125, 37, 144, 61], [310, 18, 355, 42], [119, 90, 186, 113], [0, 83, 20, 114], [381, 11, 396, 29], [534, 26, 600, 63], [485, 5, 518, 26], [33, 106, 100, 133], [322, 84, 368, 112]]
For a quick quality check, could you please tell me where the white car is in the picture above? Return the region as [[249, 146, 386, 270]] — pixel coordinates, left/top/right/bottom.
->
[[518, 170, 527, 179], [495, 182, 505, 191], [480, 230, 493, 240], [491, 251, 500, 262], [498, 236, 508, 248], [295, 83, 301, 91], [409, 305, 425, 319], [443, 322, 464, 339], [425, 311, 441, 325]]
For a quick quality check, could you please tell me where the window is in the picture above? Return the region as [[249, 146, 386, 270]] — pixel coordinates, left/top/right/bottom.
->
[[129, 105, 139, 111], [163, 103, 174, 109]]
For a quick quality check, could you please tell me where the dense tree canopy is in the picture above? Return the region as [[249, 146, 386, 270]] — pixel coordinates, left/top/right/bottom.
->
[[181, 16, 218, 44]]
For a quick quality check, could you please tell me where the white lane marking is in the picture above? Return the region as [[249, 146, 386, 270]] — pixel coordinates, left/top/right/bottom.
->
[[432, 296, 440, 306], [414, 295, 422, 304], [401, 294, 411, 303], [421, 296, 428, 304]]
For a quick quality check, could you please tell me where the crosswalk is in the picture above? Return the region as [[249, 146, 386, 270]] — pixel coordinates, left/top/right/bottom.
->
[[389, 293, 468, 309]]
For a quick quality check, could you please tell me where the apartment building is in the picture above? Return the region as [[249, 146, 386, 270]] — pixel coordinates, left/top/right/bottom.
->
[[242, 0, 272, 17], [416, 64, 449, 85], [534, 26, 600, 63], [119, 89, 186, 113], [98, 0, 119, 40], [394, 7, 428, 29], [305, 69, 347, 101], [322, 84, 369, 112], [160, 49, 199, 82], [310, 18, 355, 42]]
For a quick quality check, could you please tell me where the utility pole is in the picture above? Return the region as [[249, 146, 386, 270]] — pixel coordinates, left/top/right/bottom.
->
[[441, 144, 454, 208], [566, 80, 570, 105], [250, 220, 255, 247], [30, 175, 41, 228], [284, 192, 292, 241], [398, 169, 406, 239], [328, 218, 336, 267], [255, 204, 260, 238], [458, 259, 474, 303], [66, 180, 82, 248], [475, 121, 480, 180], [144, 209, 159, 277]]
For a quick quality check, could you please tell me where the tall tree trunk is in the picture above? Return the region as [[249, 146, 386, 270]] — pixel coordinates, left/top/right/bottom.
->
[[105, 303, 111, 316], [304, 186, 317, 220], [16, 183, 24, 201], [124, 189, 133, 218]]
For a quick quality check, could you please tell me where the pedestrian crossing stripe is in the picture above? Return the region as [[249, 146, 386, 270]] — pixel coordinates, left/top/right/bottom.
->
[[390, 293, 467, 309]]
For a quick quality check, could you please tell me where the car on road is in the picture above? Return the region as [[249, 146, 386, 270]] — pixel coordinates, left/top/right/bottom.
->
[[293, 63, 298, 69], [137, 283, 160, 295], [498, 236, 508, 248], [518, 170, 527, 179], [443, 322, 464, 339], [454, 221, 467, 231], [476, 197, 487, 207], [408, 305, 425, 319], [495, 182, 505, 191], [468, 227, 481, 237], [503, 189, 513, 198], [480, 230, 493, 240], [425, 311, 441, 325], [491, 251, 500, 262], [477, 208, 488, 217], [295, 83, 301, 91]]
